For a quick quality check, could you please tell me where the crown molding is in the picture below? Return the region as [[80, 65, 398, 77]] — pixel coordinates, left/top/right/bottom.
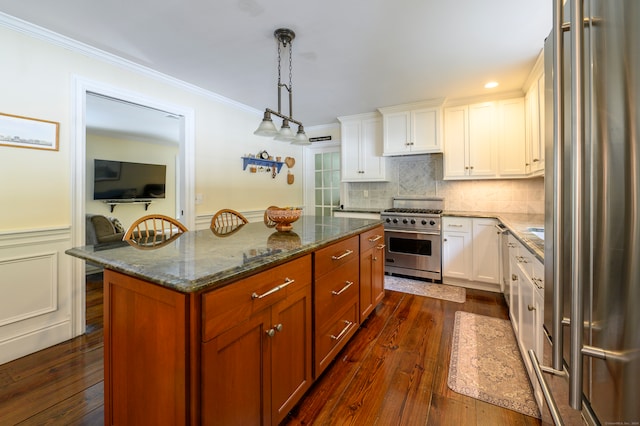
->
[[0, 12, 261, 116]]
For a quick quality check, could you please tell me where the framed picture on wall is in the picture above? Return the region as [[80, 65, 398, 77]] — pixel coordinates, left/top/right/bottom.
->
[[0, 112, 60, 151]]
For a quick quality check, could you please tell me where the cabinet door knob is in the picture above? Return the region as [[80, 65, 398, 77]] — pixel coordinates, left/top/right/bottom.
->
[[266, 328, 276, 337], [274, 323, 283, 332], [528, 304, 536, 311], [443, 238, 448, 242]]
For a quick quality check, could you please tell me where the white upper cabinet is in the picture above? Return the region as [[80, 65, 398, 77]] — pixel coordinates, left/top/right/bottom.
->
[[524, 50, 545, 175], [378, 100, 444, 156], [338, 112, 387, 182], [525, 72, 545, 174], [497, 97, 527, 176], [443, 97, 527, 180]]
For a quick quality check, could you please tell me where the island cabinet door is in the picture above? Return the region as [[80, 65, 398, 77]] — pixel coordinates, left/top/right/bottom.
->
[[270, 284, 313, 425], [201, 309, 272, 426], [200, 254, 312, 425], [359, 226, 386, 322], [103, 270, 188, 426]]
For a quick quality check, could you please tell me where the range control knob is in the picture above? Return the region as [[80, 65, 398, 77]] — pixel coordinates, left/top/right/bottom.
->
[[429, 220, 436, 226], [392, 218, 398, 224], [421, 219, 427, 225], [402, 219, 408, 224], [385, 218, 391, 223], [410, 219, 416, 224]]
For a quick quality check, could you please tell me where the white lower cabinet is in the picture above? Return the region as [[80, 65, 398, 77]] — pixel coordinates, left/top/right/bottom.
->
[[506, 232, 544, 408], [442, 217, 500, 289]]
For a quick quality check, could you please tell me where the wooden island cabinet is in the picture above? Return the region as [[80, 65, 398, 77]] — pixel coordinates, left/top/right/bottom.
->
[[68, 217, 385, 425]]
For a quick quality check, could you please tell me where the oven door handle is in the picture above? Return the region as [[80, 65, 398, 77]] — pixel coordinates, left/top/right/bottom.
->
[[385, 229, 441, 236]]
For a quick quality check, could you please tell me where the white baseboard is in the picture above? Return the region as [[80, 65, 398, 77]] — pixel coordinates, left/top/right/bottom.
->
[[0, 320, 72, 365]]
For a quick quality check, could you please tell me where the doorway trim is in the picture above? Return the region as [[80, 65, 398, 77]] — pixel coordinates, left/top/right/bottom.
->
[[70, 75, 195, 336]]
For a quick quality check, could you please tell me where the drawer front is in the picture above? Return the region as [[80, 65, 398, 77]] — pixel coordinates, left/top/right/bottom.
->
[[442, 216, 471, 233], [360, 225, 385, 252], [202, 255, 311, 342], [315, 301, 359, 376], [314, 259, 359, 324], [314, 236, 359, 278]]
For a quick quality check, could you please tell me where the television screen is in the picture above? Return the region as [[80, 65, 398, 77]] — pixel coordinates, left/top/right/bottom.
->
[[94, 159, 166, 200]]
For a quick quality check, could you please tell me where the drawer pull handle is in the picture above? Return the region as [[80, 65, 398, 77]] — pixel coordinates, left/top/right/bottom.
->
[[448, 224, 463, 227], [330, 320, 353, 341], [251, 278, 295, 300], [331, 249, 354, 261], [376, 244, 386, 250], [368, 235, 383, 242], [331, 281, 354, 296], [528, 304, 536, 311]]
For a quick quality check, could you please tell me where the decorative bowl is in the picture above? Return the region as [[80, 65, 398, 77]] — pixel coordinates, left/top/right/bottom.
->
[[266, 207, 302, 232]]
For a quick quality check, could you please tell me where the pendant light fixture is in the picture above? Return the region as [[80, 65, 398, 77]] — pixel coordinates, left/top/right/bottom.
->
[[254, 28, 310, 145]]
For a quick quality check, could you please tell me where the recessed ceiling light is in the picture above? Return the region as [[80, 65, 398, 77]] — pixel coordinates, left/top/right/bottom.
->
[[484, 81, 499, 89]]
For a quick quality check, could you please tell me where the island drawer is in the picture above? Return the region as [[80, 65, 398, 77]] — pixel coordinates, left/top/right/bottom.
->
[[314, 258, 359, 324], [314, 235, 359, 278], [360, 225, 385, 252], [202, 254, 312, 342], [315, 301, 359, 376]]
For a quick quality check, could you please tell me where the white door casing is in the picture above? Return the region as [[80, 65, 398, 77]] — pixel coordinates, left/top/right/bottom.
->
[[70, 76, 195, 336]]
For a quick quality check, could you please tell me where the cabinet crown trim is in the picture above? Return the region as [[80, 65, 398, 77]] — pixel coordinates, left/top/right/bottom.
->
[[337, 111, 381, 122], [377, 98, 445, 114]]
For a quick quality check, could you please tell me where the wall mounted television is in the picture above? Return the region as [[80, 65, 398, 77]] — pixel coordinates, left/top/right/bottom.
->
[[94, 159, 166, 201]]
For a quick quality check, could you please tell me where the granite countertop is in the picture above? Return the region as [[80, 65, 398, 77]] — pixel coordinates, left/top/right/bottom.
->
[[444, 211, 545, 262], [66, 216, 383, 294]]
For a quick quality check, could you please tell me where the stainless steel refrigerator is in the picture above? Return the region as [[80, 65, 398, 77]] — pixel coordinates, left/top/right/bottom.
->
[[538, 0, 640, 424]]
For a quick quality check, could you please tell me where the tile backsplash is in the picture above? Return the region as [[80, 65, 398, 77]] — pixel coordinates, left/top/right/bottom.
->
[[346, 153, 544, 214]]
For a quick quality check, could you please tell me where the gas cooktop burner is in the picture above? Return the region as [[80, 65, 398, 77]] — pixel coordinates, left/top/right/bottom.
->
[[384, 208, 443, 215]]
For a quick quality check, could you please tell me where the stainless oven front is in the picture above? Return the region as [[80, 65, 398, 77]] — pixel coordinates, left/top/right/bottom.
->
[[384, 229, 442, 281]]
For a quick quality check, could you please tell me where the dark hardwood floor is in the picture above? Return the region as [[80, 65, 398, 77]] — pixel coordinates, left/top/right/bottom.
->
[[0, 275, 541, 425]]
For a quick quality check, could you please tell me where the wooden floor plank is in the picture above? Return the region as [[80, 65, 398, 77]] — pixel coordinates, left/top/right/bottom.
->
[[0, 276, 541, 425]]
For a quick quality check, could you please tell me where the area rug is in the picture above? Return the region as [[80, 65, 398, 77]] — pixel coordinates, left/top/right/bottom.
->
[[384, 275, 466, 303], [447, 311, 540, 418]]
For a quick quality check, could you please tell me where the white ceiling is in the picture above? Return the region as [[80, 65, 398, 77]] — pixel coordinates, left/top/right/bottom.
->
[[0, 0, 551, 130]]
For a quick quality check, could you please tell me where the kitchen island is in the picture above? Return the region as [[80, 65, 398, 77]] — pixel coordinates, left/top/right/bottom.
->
[[66, 216, 385, 426]]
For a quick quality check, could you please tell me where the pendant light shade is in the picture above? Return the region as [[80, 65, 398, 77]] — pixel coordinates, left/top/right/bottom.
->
[[254, 28, 309, 145], [291, 125, 310, 145], [274, 119, 295, 141], [253, 111, 278, 136]]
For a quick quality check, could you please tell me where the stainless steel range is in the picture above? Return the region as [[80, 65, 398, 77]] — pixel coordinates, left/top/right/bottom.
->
[[381, 197, 444, 281]]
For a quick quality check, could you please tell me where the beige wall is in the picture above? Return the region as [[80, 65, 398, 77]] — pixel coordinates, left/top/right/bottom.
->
[[0, 18, 307, 364], [86, 134, 179, 229], [0, 23, 305, 232]]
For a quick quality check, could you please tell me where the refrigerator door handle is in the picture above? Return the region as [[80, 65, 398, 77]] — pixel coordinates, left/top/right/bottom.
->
[[569, 0, 586, 411], [529, 350, 565, 426], [551, 0, 566, 374]]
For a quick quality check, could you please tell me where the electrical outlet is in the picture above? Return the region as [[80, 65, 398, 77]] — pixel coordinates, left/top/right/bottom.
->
[[364, 190, 369, 198], [195, 193, 203, 204]]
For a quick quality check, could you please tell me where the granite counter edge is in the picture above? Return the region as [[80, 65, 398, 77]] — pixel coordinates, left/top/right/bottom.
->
[[443, 211, 544, 263], [66, 221, 383, 294]]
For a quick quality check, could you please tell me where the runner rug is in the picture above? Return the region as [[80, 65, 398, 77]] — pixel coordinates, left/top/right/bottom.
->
[[447, 311, 540, 418], [384, 275, 465, 303]]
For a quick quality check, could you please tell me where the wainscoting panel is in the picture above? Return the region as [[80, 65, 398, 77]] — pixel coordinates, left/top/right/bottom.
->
[[0, 252, 58, 327], [0, 226, 73, 365]]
